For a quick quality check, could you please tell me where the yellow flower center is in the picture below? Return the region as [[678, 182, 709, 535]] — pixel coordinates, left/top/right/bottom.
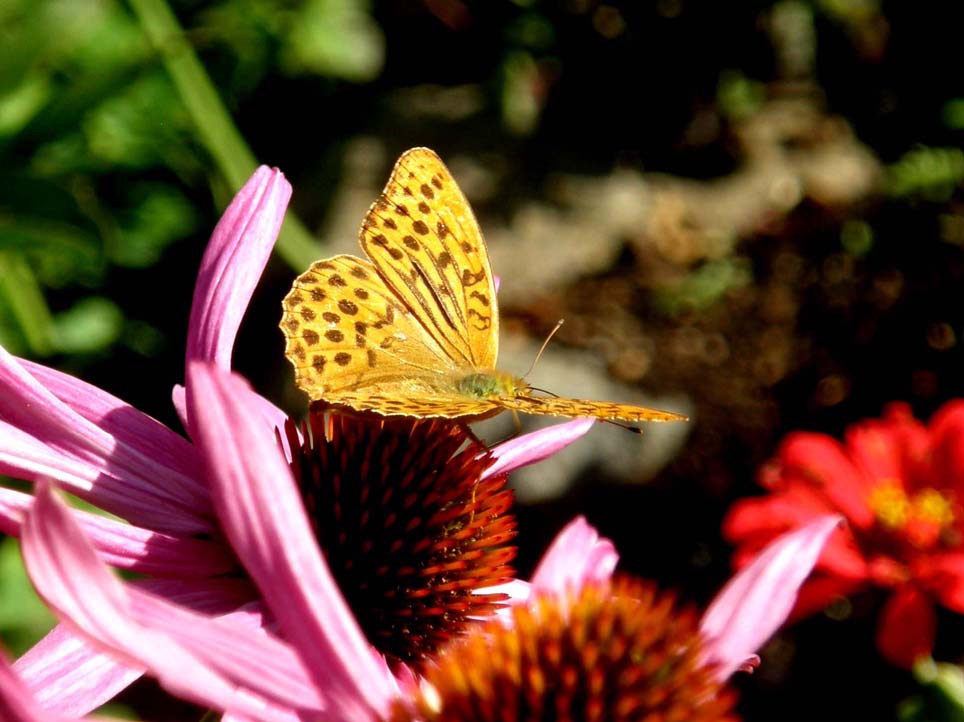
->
[[868, 480, 958, 549]]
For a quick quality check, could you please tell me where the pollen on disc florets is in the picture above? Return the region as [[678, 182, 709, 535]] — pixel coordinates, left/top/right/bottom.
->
[[284, 406, 518, 669], [390, 576, 739, 722]]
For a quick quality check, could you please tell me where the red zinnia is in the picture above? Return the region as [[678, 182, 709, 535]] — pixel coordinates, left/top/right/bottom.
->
[[724, 401, 964, 669]]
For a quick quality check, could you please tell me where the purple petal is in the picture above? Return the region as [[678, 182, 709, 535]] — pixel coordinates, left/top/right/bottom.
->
[[124, 588, 323, 710], [483, 418, 595, 480], [134, 577, 259, 613], [0, 487, 234, 577], [14, 578, 259, 717], [0, 348, 212, 535], [175, 381, 297, 460], [21, 482, 295, 722], [699, 514, 842, 681], [21, 360, 203, 497], [172, 384, 189, 432], [187, 363, 397, 722], [186, 166, 291, 371], [13, 624, 143, 717], [0, 649, 78, 722], [529, 516, 619, 593], [474, 579, 532, 622]]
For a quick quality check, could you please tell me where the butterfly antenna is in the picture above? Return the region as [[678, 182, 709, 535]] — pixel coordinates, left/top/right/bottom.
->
[[604, 419, 644, 435], [524, 319, 565, 378], [527, 386, 560, 398]]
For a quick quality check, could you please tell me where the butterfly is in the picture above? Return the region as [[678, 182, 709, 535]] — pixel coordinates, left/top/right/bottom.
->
[[280, 147, 684, 425]]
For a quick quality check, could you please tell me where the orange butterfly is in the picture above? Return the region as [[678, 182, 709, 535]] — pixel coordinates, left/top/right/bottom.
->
[[281, 148, 683, 425]]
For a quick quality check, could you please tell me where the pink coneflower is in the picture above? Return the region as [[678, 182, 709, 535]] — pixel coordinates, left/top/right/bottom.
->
[[724, 401, 964, 668], [9, 361, 839, 722], [0, 166, 594, 715]]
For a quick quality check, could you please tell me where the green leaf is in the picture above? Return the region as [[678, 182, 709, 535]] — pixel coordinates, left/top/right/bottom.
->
[[0, 251, 54, 355]]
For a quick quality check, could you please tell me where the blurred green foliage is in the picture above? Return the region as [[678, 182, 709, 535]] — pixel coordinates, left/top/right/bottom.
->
[[900, 660, 964, 722], [0, 537, 56, 656], [886, 147, 964, 202], [652, 257, 754, 316], [0, 0, 373, 359]]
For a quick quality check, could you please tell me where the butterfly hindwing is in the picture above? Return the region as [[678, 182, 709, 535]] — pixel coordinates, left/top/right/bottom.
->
[[281, 255, 459, 397], [316, 391, 500, 420]]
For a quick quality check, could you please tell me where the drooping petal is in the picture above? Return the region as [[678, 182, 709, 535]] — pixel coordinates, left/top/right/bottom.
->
[[186, 363, 397, 722], [21, 359, 204, 499], [13, 624, 143, 717], [14, 577, 258, 717], [483, 419, 595, 480], [725, 495, 868, 581], [875, 585, 936, 669], [172, 382, 295, 458], [0, 650, 78, 722], [700, 515, 841, 681], [20, 482, 292, 722], [529, 516, 618, 593], [124, 588, 324, 710], [185, 166, 291, 371], [0, 487, 234, 577], [0, 347, 212, 535]]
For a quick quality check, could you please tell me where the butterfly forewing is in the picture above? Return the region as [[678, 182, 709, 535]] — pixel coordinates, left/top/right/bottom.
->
[[281, 255, 459, 396], [360, 148, 499, 369]]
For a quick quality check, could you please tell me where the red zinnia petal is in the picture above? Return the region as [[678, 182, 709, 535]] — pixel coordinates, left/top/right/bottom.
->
[[790, 574, 866, 622], [910, 551, 964, 613], [926, 400, 964, 496], [875, 585, 935, 669], [845, 407, 920, 491], [777, 432, 876, 528]]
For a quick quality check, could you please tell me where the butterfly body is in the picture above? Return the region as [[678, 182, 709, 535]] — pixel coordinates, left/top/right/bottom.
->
[[456, 370, 526, 399], [281, 148, 685, 426]]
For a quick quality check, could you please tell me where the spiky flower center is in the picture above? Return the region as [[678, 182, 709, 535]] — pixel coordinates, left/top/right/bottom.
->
[[391, 577, 739, 722], [285, 408, 518, 669]]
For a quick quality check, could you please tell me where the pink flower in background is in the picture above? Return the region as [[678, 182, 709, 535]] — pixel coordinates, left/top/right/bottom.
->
[[0, 166, 594, 715], [399, 512, 838, 722], [724, 401, 964, 668], [9, 362, 839, 721]]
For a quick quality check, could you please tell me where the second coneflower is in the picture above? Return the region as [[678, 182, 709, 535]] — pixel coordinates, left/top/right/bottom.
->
[[390, 513, 840, 722], [393, 577, 739, 722]]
